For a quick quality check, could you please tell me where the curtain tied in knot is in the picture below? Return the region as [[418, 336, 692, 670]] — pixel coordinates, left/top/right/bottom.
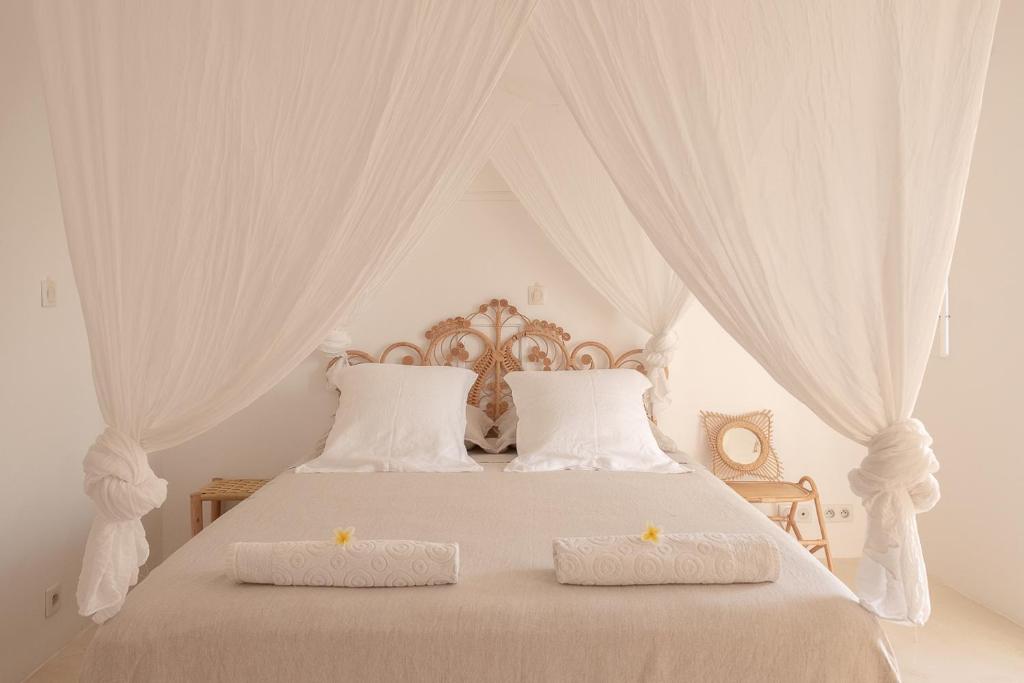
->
[[318, 328, 353, 359], [640, 330, 679, 371], [84, 428, 167, 522], [79, 428, 167, 623], [639, 330, 678, 423], [847, 418, 940, 625], [849, 418, 940, 511]]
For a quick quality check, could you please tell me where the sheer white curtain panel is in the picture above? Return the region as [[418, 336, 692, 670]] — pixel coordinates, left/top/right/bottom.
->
[[533, 0, 999, 624], [318, 90, 527, 360], [491, 106, 690, 423], [34, 0, 535, 622]]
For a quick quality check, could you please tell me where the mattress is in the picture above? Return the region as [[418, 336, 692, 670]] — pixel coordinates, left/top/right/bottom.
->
[[82, 462, 898, 682]]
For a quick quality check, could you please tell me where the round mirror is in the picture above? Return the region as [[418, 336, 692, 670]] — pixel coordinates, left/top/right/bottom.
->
[[718, 422, 766, 470], [701, 410, 780, 481]]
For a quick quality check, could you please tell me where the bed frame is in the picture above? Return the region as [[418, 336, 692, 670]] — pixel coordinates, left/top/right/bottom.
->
[[335, 297, 648, 420]]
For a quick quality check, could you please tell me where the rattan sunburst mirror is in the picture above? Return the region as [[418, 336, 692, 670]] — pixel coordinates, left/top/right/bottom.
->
[[700, 410, 782, 481]]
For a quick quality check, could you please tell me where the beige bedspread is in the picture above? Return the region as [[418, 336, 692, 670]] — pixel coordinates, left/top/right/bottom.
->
[[82, 463, 898, 682]]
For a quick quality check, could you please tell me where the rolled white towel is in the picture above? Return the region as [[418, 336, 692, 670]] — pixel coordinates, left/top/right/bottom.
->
[[552, 532, 779, 585], [226, 540, 459, 587]]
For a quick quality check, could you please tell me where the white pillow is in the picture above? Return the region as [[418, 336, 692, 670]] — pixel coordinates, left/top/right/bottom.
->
[[465, 404, 494, 451], [311, 403, 494, 459], [489, 405, 519, 453], [648, 421, 680, 453], [503, 369, 688, 473], [488, 403, 679, 454], [297, 364, 482, 472]]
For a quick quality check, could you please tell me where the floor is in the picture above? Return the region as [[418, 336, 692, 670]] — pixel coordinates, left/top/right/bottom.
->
[[24, 559, 1024, 682], [831, 560, 1024, 682]]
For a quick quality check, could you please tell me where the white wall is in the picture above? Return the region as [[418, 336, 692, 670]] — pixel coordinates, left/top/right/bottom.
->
[[0, 1, 102, 680], [916, 1, 1024, 627], [152, 164, 870, 561]]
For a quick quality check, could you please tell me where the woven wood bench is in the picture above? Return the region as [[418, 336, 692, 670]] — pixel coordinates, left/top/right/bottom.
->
[[190, 477, 269, 536]]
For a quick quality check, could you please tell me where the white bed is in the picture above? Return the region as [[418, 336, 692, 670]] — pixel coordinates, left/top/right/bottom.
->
[[81, 459, 897, 682], [85, 301, 898, 681]]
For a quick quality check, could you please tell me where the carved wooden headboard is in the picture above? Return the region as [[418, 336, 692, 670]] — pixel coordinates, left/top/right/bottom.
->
[[332, 298, 647, 420]]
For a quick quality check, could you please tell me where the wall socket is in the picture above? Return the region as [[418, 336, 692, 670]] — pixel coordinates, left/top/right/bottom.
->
[[777, 503, 853, 524], [776, 503, 812, 522], [823, 504, 853, 523], [44, 583, 62, 618]]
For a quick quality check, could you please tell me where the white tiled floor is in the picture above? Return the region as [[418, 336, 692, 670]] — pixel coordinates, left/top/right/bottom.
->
[[25, 559, 1024, 682]]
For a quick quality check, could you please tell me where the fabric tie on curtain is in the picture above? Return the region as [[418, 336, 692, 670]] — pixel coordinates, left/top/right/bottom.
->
[[849, 419, 940, 623], [640, 330, 678, 412], [79, 428, 167, 622], [318, 329, 353, 360]]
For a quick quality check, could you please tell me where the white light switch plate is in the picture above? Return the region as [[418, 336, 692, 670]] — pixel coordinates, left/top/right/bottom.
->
[[41, 277, 57, 307], [44, 583, 61, 618], [528, 283, 544, 305]]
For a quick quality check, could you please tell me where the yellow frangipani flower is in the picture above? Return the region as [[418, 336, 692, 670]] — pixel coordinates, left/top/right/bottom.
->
[[333, 527, 355, 546], [641, 522, 662, 544]]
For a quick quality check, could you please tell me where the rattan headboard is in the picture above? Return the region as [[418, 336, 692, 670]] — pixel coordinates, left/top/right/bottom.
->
[[332, 298, 647, 420]]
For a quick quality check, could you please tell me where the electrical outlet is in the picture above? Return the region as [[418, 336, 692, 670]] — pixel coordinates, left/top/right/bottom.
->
[[777, 503, 811, 522], [44, 583, 61, 618], [837, 504, 852, 522], [822, 504, 853, 523]]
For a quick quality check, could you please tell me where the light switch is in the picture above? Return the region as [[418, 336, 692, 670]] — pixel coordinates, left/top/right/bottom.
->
[[44, 583, 62, 618], [41, 277, 57, 307], [528, 283, 545, 305]]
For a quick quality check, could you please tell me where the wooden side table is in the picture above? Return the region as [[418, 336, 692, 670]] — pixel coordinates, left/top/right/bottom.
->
[[190, 477, 269, 536], [726, 476, 834, 572]]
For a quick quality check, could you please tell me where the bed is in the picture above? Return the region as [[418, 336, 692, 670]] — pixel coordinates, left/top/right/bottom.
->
[[82, 461, 896, 681], [82, 299, 897, 681]]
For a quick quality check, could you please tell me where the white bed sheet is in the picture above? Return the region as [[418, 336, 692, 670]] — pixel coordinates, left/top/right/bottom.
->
[[82, 462, 897, 682]]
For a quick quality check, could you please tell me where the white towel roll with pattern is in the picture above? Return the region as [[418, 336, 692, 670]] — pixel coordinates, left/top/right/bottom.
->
[[226, 540, 459, 587], [552, 532, 779, 585]]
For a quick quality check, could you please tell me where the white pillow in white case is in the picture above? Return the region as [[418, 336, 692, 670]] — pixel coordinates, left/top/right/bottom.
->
[[297, 364, 482, 473], [503, 369, 688, 473], [489, 405, 519, 453], [465, 404, 494, 451], [488, 403, 679, 454]]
